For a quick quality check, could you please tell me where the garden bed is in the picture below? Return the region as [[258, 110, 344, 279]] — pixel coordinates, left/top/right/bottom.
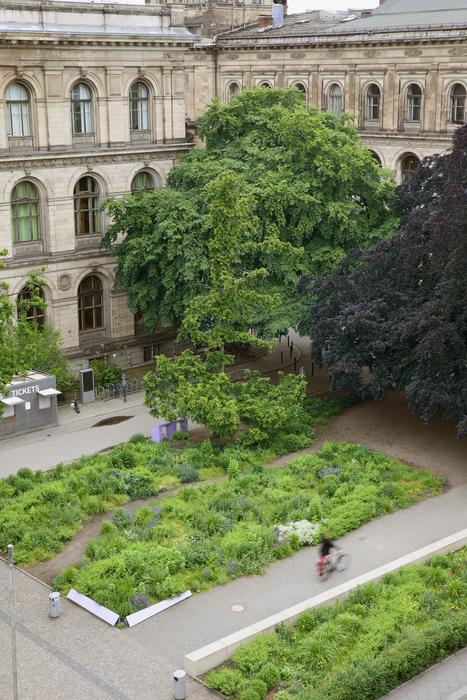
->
[[204, 547, 467, 700], [53, 442, 443, 618], [1, 396, 344, 567]]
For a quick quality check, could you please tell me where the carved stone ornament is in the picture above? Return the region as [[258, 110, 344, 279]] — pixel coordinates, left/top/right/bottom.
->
[[259, 53, 271, 59], [23, 167, 31, 177], [79, 67, 88, 78], [448, 47, 467, 56], [58, 274, 72, 291], [15, 66, 24, 78], [290, 52, 305, 59], [364, 49, 381, 58], [138, 66, 146, 76], [404, 48, 423, 57], [229, 54, 240, 60]]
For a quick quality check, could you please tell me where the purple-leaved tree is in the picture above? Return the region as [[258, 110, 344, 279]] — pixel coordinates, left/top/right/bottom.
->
[[305, 126, 467, 435]]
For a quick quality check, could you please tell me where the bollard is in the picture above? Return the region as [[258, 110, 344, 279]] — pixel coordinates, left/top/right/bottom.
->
[[173, 669, 186, 700], [49, 591, 61, 618]]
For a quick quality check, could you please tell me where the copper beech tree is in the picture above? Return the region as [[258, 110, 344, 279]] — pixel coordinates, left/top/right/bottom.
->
[[305, 127, 467, 435]]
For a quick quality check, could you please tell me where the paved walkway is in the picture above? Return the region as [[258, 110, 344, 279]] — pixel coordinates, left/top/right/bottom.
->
[[125, 484, 467, 669], [0, 562, 213, 700], [385, 647, 467, 699]]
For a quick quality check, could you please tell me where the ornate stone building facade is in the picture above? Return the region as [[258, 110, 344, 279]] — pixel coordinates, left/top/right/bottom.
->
[[208, 0, 467, 182], [2, 0, 467, 371], [0, 0, 193, 370], [145, 0, 274, 38]]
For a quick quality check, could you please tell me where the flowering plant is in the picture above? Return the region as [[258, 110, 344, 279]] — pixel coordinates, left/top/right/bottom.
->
[[274, 519, 319, 546]]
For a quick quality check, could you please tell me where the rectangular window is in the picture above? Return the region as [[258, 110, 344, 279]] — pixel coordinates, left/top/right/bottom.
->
[[9, 103, 30, 137]]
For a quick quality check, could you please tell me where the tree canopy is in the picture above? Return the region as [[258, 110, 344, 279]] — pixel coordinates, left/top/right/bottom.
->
[[104, 88, 396, 336], [305, 126, 467, 435], [0, 263, 72, 412]]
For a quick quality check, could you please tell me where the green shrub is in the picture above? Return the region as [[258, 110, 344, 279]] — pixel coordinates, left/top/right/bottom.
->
[[177, 463, 199, 483], [90, 359, 122, 387], [238, 680, 268, 700], [128, 433, 147, 444], [107, 444, 137, 470], [122, 468, 156, 499], [205, 668, 245, 696], [255, 662, 280, 690], [232, 635, 278, 674]]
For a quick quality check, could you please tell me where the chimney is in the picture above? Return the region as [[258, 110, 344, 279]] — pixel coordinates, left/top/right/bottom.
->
[[258, 14, 273, 28], [272, 1, 284, 29]]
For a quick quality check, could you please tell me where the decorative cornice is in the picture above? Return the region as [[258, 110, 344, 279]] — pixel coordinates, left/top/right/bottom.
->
[[0, 144, 193, 172], [216, 27, 467, 50]]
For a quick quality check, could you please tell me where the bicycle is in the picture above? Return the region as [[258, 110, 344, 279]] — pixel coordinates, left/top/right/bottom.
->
[[70, 394, 80, 414], [317, 549, 350, 581]]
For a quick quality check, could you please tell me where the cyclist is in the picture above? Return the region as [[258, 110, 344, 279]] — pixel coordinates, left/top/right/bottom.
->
[[318, 534, 336, 576]]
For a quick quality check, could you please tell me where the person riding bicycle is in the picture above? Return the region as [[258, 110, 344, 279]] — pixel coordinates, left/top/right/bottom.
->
[[318, 534, 336, 576]]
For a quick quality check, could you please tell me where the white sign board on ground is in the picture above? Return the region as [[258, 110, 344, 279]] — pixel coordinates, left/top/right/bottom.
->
[[125, 590, 192, 628], [67, 588, 120, 626]]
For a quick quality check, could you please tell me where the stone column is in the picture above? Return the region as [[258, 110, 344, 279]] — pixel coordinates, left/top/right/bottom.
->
[[424, 64, 439, 133], [382, 64, 397, 132]]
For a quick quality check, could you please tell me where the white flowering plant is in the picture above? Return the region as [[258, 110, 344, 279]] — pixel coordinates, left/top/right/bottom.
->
[[274, 519, 319, 546]]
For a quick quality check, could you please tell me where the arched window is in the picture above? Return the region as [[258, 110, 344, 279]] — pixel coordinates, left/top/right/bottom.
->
[[78, 275, 103, 331], [366, 84, 381, 121], [6, 83, 31, 137], [450, 83, 467, 123], [259, 82, 272, 88], [406, 84, 422, 122], [228, 83, 241, 101], [11, 181, 40, 243], [17, 286, 45, 327], [71, 83, 93, 135], [401, 154, 420, 182], [131, 171, 155, 193], [369, 151, 382, 165], [293, 83, 307, 101], [74, 176, 100, 236], [328, 83, 343, 117], [129, 82, 149, 131]]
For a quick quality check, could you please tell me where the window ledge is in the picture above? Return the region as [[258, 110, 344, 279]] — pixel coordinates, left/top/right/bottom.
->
[[9, 136, 34, 150], [76, 234, 102, 249], [72, 134, 96, 146], [13, 241, 44, 257], [130, 130, 152, 143]]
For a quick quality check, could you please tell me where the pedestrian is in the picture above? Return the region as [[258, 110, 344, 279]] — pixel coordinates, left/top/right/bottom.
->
[[121, 371, 128, 403]]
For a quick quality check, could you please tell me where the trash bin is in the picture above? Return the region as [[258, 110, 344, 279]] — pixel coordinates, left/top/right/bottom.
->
[[173, 669, 186, 700], [49, 591, 61, 618]]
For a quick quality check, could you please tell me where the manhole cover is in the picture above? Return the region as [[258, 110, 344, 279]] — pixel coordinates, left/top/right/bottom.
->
[[93, 415, 133, 427], [230, 604, 245, 613]]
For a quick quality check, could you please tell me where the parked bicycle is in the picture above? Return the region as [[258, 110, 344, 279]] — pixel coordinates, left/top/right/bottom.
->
[[317, 549, 350, 581]]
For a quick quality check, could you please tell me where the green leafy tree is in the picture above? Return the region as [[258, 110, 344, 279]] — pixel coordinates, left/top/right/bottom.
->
[[179, 172, 298, 350], [0, 267, 73, 413], [144, 350, 241, 437], [104, 88, 396, 335]]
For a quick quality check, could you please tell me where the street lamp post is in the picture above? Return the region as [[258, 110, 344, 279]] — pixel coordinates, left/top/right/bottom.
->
[[7, 544, 19, 700]]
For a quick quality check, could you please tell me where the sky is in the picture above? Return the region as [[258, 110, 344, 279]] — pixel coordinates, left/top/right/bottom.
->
[[63, 0, 380, 13]]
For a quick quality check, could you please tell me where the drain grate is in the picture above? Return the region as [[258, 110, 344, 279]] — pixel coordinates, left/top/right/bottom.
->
[[93, 415, 133, 427]]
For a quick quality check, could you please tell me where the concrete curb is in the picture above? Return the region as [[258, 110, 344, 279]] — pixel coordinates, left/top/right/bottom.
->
[[184, 527, 467, 677]]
